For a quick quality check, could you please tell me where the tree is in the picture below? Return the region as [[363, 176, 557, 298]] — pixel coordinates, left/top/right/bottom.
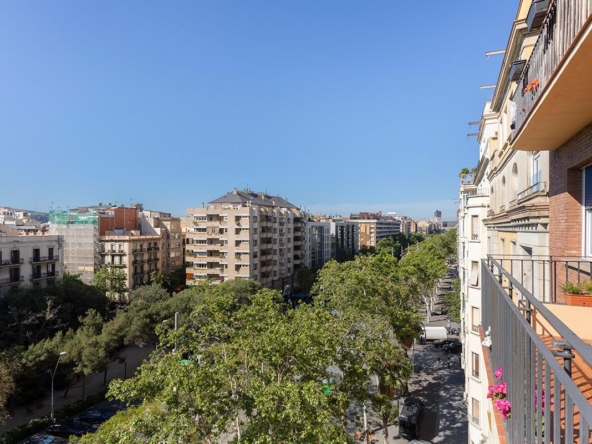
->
[[0, 355, 16, 424], [92, 266, 128, 303], [445, 278, 461, 323], [65, 310, 109, 400]]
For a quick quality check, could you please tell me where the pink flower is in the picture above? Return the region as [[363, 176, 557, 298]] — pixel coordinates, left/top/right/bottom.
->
[[494, 366, 503, 379], [494, 399, 512, 419], [487, 386, 494, 399], [495, 382, 507, 396]]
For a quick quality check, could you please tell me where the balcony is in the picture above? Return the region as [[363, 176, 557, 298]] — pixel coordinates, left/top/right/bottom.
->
[[0, 259, 24, 267], [513, 0, 592, 151], [0, 276, 24, 285], [527, 0, 551, 32], [29, 256, 59, 264], [30, 272, 59, 282], [481, 256, 592, 443]]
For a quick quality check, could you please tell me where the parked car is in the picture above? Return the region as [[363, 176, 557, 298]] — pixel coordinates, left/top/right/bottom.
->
[[431, 308, 448, 316], [443, 342, 462, 354], [398, 397, 424, 440], [78, 408, 116, 423], [24, 434, 67, 444], [433, 338, 459, 348], [47, 419, 92, 438]]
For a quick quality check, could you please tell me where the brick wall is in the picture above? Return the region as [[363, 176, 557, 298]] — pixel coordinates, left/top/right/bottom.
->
[[550, 122, 592, 256], [549, 122, 592, 301]]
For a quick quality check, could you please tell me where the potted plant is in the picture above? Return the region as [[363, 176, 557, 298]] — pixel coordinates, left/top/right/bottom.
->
[[562, 280, 592, 307]]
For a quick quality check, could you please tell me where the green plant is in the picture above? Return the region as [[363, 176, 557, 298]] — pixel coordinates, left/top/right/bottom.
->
[[563, 280, 592, 295]]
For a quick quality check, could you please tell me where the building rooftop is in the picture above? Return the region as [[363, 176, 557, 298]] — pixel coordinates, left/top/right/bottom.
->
[[209, 188, 298, 209]]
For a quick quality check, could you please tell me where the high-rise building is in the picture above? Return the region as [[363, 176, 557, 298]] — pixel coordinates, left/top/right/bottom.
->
[[183, 188, 307, 288]]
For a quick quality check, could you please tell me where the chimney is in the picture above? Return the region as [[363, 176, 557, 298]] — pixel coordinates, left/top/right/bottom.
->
[[232, 188, 238, 195]]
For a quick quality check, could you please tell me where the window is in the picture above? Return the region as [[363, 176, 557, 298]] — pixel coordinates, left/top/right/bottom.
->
[[195, 228, 206, 233], [471, 398, 480, 426], [471, 352, 480, 379], [471, 306, 480, 333], [532, 151, 541, 186], [471, 216, 479, 240], [470, 261, 479, 286], [194, 239, 207, 245]]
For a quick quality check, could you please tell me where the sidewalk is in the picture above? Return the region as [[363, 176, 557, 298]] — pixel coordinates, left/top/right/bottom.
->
[[0, 345, 154, 435]]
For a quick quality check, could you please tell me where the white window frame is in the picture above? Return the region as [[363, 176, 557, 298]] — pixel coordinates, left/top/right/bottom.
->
[[470, 261, 479, 287]]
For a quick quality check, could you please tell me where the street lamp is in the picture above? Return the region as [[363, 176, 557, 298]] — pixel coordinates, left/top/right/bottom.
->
[[51, 351, 67, 421]]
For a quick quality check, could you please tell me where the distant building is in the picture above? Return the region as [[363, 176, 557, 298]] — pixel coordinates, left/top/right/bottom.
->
[[49, 203, 181, 290], [0, 207, 48, 235], [349, 212, 401, 248], [0, 224, 63, 298], [183, 188, 308, 289], [313, 215, 359, 261], [307, 221, 331, 268]]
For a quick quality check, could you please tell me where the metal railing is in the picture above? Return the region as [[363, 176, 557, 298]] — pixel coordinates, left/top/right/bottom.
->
[[0, 259, 24, 267], [514, 0, 592, 134], [488, 255, 592, 303], [516, 181, 547, 201], [0, 276, 24, 285], [482, 256, 592, 443]]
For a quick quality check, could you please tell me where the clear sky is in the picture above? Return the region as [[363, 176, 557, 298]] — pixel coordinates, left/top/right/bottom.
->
[[1, 1, 517, 221]]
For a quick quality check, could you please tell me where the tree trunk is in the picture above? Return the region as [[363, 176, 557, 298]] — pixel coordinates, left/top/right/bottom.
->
[[62, 374, 76, 398], [382, 412, 389, 444]]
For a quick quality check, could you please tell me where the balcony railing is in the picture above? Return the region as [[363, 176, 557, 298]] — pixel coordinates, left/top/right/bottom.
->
[[514, 0, 592, 134], [0, 259, 24, 267], [516, 181, 547, 202], [482, 256, 592, 443], [30, 272, 59, 281], [0, 276, 25, 285], [30, 256, 59, 263]]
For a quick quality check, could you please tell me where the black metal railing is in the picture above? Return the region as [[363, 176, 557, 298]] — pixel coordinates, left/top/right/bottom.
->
[[482, 256, 592, 443], [514, 0, 592, 135], [0, 259, 24, 266], [488, 255, 592, 303], [0, 276, 24, 285]]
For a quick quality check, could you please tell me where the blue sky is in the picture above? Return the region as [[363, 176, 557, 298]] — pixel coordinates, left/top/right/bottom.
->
[[0, 1, 516, 221]]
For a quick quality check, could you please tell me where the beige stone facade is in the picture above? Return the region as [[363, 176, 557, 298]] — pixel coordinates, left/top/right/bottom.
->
[[183, 189, 307, 288], [0, 225, 63, 297]]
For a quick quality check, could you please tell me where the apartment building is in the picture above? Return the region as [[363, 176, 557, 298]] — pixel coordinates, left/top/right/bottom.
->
[[183, 188, 307, 288], [49, 204, 181, 291], [307, 221, 331, 268], [349, 212, 401, 248], [0, 224, 63, 298], [460, 1, 592, 442]]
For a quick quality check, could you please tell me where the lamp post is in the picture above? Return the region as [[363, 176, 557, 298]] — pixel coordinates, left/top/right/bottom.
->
[[51, 351, 67, 421]]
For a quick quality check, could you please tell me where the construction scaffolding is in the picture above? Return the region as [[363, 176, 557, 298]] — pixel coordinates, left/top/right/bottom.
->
[[49, 210, 100, 284]]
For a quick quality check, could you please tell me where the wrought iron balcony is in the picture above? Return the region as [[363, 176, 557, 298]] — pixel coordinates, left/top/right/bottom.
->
[[0, 259, 24, 267], [30, 256, 59, 263], [482, 256, 592, 443], [0, 276, 24, 285]]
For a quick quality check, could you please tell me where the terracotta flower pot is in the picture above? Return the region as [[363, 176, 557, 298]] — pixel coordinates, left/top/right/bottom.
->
[[565, 293, 592, 307]]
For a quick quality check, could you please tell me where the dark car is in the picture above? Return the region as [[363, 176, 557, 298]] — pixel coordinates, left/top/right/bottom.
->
[[443, 342, 462, 354], [78, 408, 116, 423], [24, 434, 67, 444], [433, 338, 459, 348], [398, 397, 424, 440], [431, 308, 448, 316], [47, 419, 92, 438]]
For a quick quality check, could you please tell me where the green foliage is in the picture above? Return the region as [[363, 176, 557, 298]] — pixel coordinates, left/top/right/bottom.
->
[[0, 361, 15, 425], [92, 266, 127, 303], [445, 278, 462, 324], [0, 274, 109, 349], [459, 167, 470, 177], [563, 280, 592, 295]]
